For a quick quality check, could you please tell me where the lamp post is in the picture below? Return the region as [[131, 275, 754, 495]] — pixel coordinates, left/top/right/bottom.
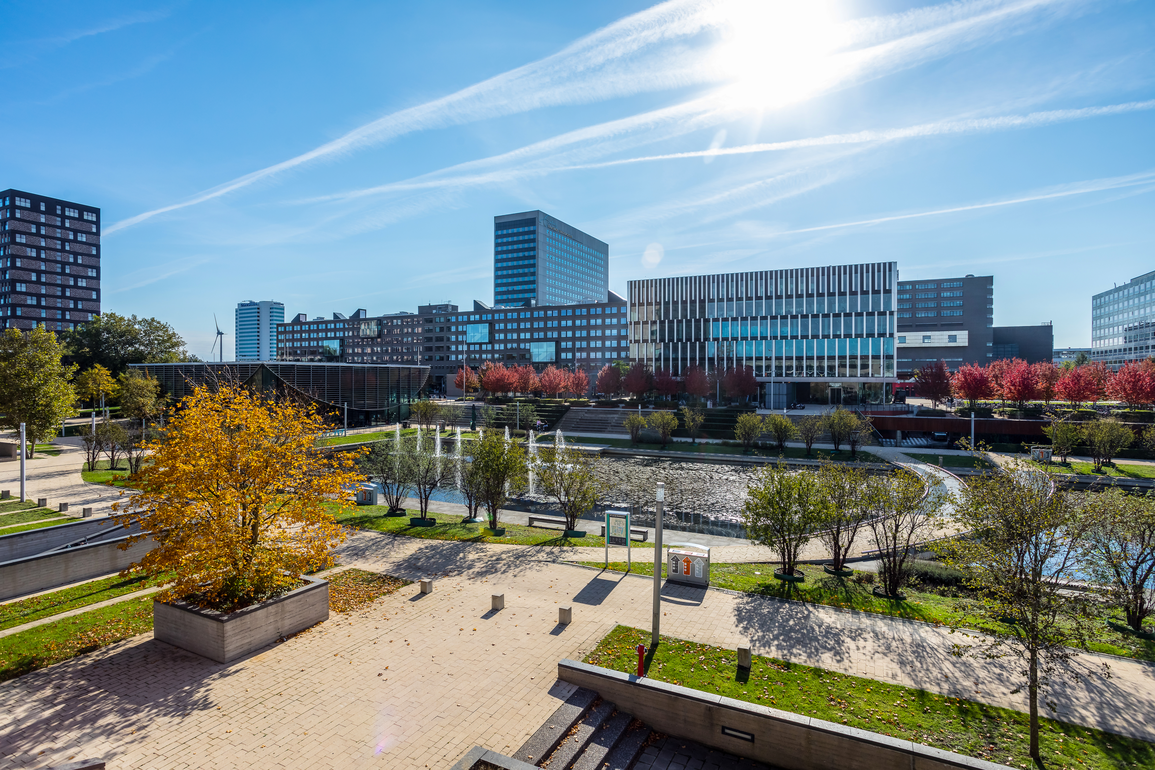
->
[[19, 423, 26, 502], [651, 481, 664, 649]]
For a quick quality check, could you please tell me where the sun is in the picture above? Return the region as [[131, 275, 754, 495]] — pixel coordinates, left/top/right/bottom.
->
[[712, 0, 845, 112]]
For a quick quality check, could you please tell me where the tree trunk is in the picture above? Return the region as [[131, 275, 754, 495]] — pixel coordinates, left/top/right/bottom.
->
[[1029, 649, 1041, 765]]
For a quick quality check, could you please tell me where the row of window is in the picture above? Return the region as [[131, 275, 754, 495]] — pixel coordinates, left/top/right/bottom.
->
[[494, 225, 536, 236], [4, 197, 97, 221]]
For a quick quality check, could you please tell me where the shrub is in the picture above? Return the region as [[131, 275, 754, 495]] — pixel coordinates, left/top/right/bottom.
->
[[906, 559, 966, 588]]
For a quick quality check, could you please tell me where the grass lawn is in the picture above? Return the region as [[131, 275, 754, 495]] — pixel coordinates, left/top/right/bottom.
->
[[0, 596, 154, 683], [32, 443, 61, 457], [327, 569, 411, 613], [576, 562, 1155, 663], [898, 451, 997, 470], [80, 459, 137, 487], [586, 626, 1154, 770], [319, 427, 482, 447], [0, 519, 72, 535], [333, 504, 647, 548], [1028, 459, 1155, 479], [559, 435, 881, 463], [0, 505, 65, 528], [0, 572, 170, 632]]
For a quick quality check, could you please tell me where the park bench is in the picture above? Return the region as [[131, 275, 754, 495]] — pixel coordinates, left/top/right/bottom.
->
[[598, 524, 649, 542], [526, 514, 568, 530]]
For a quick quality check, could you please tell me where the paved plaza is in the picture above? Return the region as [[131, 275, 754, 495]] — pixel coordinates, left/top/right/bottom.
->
[[1, 530, 1153, 769]]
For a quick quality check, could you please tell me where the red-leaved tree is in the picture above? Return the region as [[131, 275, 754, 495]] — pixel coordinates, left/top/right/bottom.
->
[[653, 368, 680, 399], [1001, 359, 1039, 408], [1032, 362, 1061, 405], [1055, 365, 1098, 410], [539, 365, 569, 398], [723, 366, 758, 403], [480, 362, 514, 396], [595, 365, 621, 397], [987, 358, 1016, 405], [454, 366, 479, 395], [623, 363, 653, 399], [951, 363, 993, 408], [916, 360, 952, 407], [1086, 362, 1111, 404], [1107, 362, 1155, 409], [515, 365, 540, 394], [683, 365, 709, 401], [569, 368, 590, 398]]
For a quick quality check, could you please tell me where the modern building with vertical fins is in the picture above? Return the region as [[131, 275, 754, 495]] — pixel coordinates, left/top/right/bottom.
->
[[0, 189, 101, 332], [493, 210, 609, 308], [1091, 270, 1155, 369], [628, 263, 898, 408], [235, 300, 284, 361]]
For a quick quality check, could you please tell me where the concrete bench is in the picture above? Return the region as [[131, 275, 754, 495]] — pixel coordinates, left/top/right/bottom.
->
[[527, 514, 568, 530], [598, 525, 649, 542]]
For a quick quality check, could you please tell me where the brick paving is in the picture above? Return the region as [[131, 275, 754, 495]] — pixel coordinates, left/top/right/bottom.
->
[[2, 531, 1154, 769]]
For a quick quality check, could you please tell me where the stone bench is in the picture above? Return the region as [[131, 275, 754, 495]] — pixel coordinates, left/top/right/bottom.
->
[[526, 514, 568, 530], [598, 524, 649, 542]]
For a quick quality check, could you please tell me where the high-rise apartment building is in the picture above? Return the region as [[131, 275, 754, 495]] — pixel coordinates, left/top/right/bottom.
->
[[1092, 270, 1155, 369], [895, 274, 993, 376], [235, 300, 284, 360], [0, 189, 101, 332], [493, 211, 609, 308], [629, 263, 898, 408]]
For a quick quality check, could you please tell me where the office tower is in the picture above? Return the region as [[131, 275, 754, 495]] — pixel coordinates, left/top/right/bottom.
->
[[493, 211, 608, 308], [235, 300, 285, 360], [0, 189, 101, 332], [1092, 270, 1155, 369], [895, 274, 993, 376]]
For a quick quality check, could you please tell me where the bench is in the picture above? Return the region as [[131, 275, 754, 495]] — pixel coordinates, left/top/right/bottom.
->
[[527, 514, 568, 530], [598, 525, 649, 542]]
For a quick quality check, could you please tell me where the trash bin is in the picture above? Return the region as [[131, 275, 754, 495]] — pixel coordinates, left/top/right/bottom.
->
[[667, 544, 710, 587]]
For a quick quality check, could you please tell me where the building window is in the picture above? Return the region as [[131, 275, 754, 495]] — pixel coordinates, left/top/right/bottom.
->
[[922, 335, 932, 343], [948, 335, 958, 343], [897, 336, 906, 344]]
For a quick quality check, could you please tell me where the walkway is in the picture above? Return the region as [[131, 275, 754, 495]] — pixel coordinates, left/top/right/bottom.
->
[[0, 436, 124, 519], [1, 532, 1151, 770]]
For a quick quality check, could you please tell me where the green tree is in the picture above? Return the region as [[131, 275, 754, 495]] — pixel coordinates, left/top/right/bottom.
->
[[1141, 423, 1155, 459], [733, 412, 765, 450], [862, 469, 937, 599], [360, 435, 414, 513], [0, 326, 77, 458], [407, 433, 455, 521], [1083, 417, 1133, 472], [1083, 488, 1155, 634], [846, 414, 872, 459], [99, 420, 128, 471], [795, 415, 823, 456], [679, 406, 705, 445], [623, 413, 647, 444], [1042, 413, 1083, 464], [822, 408, 856, 452], [941, 464, 1099, 766], [537, 444, 600, 532], [74, 364, 116, 410], [741, 463, 827, 580], [764, 413, 796, 452], [61, 312, 189, 376], [646, 410, 678, 448], [814, 462, 870, 571], [117, 370, 164, 423], [472, 430, 527, 531], [500, 401, 537, 431], [411, 400, 442, 430]]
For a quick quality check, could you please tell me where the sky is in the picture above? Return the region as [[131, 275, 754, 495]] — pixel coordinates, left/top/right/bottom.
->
[[2, 0, 1153, 358]]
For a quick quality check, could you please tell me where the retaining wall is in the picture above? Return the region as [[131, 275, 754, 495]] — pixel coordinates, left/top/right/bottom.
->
[[557, 659, 1011, 770], [0, 535, 154, 601], [0, 518, 131, 563]]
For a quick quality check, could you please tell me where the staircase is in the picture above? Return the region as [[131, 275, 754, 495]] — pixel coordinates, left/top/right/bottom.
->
[[509, 687, 772, 770], [555, 408, 639, 435]]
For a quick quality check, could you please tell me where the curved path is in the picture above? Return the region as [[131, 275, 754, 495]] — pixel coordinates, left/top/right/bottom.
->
[[0, 435, 125, 520]]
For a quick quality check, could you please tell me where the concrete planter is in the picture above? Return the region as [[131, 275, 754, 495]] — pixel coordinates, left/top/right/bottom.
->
[[562, 529, 586, 538], [384, 508, 407, 517], [153, 575, 329, 663], [410, 518, 437, 527]]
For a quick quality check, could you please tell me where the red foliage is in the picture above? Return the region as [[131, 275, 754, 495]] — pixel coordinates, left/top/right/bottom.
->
[[595, 365, 621, 397], [454, 366, 479, 394], [623, 363, 653, 398], [1001, 359, 1038, 407], [653, 368, 680, 398], [916, 360, 952, 407], [951, 363, 993, 407], [723, 366, 758, 402], [1107, 362, 1155, 408], [1032, 362, 1061, 404], [569, 368, 590, 398], [986, 358, 1016, 403], [480, 362, 514, 395], [1055, 366, 1099, 409], [1085, 362, 1111, 403], [682, 365, 709, 399], [515, 365, 540, 394], [538, 365, 569, 397]]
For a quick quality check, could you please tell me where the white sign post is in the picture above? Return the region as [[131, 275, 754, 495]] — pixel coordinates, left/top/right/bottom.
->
[[651, 482, 664, 649]]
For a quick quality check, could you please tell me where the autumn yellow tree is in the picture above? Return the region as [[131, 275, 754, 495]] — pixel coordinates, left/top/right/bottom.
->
[[113, 383, 365, 610]]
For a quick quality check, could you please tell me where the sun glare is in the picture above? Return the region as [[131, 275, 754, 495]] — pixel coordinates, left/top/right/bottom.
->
[[713, 0, 845, 112]]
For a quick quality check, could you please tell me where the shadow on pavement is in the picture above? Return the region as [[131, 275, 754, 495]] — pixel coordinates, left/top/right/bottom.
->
[[572, 572, 627, 606]]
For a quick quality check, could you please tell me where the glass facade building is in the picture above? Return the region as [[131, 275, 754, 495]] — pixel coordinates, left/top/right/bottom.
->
[[493, 210, 609, 308], [0, 188, 101, 332], [235, 300, 284, 361], [1092, 270, 1155, 369], [628, 263, 898, 407]]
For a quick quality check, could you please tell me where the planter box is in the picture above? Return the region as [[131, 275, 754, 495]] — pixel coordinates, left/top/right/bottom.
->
[[410, 518, 438, 527], [485, 528, 506, 536], [773, 568, 805, 584], [823, 564, 854, 578], [562, 529, 586, 538], [153, 575, 329, 663]]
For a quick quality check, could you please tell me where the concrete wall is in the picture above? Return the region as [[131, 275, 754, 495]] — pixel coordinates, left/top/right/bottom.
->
[[558, 660, 1011, 770], [0, 535, 155, 601], [153, 576, 329, 663], [0, 518, 135, 563]]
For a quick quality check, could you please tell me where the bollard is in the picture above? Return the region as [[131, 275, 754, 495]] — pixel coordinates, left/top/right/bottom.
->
[[37, 497, 48, 508], [491, 594, 505, 610], [419, 579, 434, 594], [59, 502, 69, 513], [558, 606, 572, 625], [636, 643, 646, 678], [737, 646, 752, 670], [82, 507, 93, 518], [0, 490, 8, 499]]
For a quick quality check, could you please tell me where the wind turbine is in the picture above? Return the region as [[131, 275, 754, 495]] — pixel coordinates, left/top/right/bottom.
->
[[210, 314, 225, 362]]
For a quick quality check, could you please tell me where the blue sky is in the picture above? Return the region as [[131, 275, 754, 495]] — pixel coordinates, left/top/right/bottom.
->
[[2, 0, 1153, 358]]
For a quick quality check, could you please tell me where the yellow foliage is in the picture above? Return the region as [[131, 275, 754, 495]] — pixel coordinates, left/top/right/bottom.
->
[[112, 383, 365, 610]]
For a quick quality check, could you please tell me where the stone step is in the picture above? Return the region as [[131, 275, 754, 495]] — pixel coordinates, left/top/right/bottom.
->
[[570, 710, 634, 770], [541, 697, 615, 769], [511, 687, 597, 765], [598, 720, 651, 770]]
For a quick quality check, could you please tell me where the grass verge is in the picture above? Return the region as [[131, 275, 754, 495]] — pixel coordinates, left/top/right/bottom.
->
[[1028, 460, 1155, 479], [318, 428, 481, 447], [333, 505, 647, 548], [575, 562, 1155, 663], [0, 519, 72, 535], [327, 569, 411, 613], [80, 459, 138, 487], [586, 625, 1154, 770], [32, 444, 61, 457], [0, 597, 154, 683], [0, 572, 170, 632], [559, 435, 881, 463], [0, 506, 65, 528], [898, 451, 996, 470]]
